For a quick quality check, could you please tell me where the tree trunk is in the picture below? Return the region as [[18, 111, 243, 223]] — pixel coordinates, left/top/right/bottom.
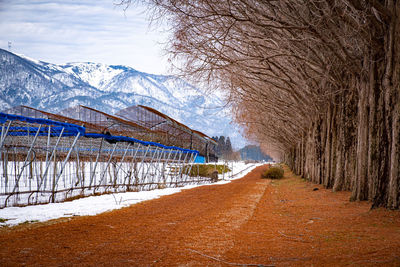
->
[[282, 1, 400, 209], [351, 75, 370, 201], [333, 93, 346, 191], [386, 2, 400, 209]]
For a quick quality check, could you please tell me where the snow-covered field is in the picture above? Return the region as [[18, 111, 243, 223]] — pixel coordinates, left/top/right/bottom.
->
[[0, 161, 264, 227], [0, 160, 202, 208]]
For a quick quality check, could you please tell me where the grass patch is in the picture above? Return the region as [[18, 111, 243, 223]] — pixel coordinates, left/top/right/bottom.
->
[[64, 192, 106, 202], [262, 166, 284, 179], [19, 220, 39, 225], [185, 164, 231, 178], [0, 218, 9, 223]]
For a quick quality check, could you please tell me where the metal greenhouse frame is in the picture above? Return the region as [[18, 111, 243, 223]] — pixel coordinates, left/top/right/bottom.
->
[[0, 108, 210, 208]]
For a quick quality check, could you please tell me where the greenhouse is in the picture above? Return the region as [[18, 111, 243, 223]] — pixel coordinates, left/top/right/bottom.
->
[[0, 105, 217, 208]]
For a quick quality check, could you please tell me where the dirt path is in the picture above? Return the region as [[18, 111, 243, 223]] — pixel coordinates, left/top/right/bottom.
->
[[1, 165, 400, 266]]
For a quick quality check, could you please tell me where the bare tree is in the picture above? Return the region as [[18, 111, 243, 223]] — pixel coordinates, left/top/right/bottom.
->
[[125, 0, 400, 209]]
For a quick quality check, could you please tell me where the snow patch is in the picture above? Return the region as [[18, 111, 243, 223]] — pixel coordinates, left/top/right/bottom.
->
[[0, 162, 262, 227]]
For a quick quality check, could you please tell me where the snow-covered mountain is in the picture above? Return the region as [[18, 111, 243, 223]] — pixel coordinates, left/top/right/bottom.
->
[[0, 48, 244, 147]]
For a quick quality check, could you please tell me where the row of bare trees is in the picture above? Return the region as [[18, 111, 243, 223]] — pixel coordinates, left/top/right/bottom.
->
[[128, 0, 400, 208]]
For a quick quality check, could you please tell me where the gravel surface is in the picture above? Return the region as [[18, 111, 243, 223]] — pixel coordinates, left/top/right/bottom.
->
[[1, 165, 400, 266]]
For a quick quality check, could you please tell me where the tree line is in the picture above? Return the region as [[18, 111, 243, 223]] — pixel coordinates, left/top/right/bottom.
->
[[212, 136, 232, 158], [126, 0, 400, 209], [240, 145, 272, 162], [211, 135, 240, 160]]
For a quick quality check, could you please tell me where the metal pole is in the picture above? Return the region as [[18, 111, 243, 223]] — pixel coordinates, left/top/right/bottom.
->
[[161, 148, 174, 183], [123, 142, 141, 186], [42, 126, 52, 191], [113, 142, 131, 187], [136, 145, 151, 186], [0, 120, 12, 152], [185, 152, 197, 183], [94, 142, 117, 192], [142, 146, 159, 184], [38, 127, 65, 191], [5, 125, 42, 206], [89, 138, 104, 189], [179, 152, 191, 184], [169, 149, 180, 185], [52, 132, 81, 196]]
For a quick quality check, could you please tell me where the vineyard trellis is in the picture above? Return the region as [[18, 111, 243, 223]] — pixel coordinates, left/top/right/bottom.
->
[[0, 106, 215, 208]]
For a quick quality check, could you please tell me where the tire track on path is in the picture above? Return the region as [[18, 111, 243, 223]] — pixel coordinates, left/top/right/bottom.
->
[[183, 174, 270, 266]]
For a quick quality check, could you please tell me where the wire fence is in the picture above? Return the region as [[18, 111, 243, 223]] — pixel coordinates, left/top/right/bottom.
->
[[0, 112, 208, 208]]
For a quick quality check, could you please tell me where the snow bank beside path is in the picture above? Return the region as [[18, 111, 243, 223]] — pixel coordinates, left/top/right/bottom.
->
[[0, 162, 265, 227]]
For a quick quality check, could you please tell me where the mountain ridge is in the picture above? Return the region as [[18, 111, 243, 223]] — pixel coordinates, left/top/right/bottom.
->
[[0, 48, 244, 147]]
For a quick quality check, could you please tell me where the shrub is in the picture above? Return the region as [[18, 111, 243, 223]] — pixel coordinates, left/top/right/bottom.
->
[[262, 166, 284, 179], [214, 164, 230, 174], [184, 164, 231, 178]]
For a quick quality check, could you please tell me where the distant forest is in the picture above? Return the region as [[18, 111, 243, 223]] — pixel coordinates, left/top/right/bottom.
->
[[212, 136, 236, 160], [239, 145, 272, 162], [212, 136, 271, 162]]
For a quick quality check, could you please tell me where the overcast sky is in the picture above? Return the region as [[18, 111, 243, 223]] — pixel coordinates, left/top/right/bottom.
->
[[0, 0, 171, 74]]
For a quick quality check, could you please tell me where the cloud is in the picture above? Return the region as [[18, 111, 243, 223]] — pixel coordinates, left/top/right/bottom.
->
[[0, 0, 170, 74]]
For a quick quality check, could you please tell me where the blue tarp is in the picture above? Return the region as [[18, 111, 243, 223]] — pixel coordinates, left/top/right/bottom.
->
[[194, 155, 205, 163], [3, 126, 81, 137], [0, 112, 85, 135], [0, 112, 199, 155], [84, 133, 199, 155]]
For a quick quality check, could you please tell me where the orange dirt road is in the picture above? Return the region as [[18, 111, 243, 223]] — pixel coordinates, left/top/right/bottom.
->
[[1, 165, 400, 266]]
